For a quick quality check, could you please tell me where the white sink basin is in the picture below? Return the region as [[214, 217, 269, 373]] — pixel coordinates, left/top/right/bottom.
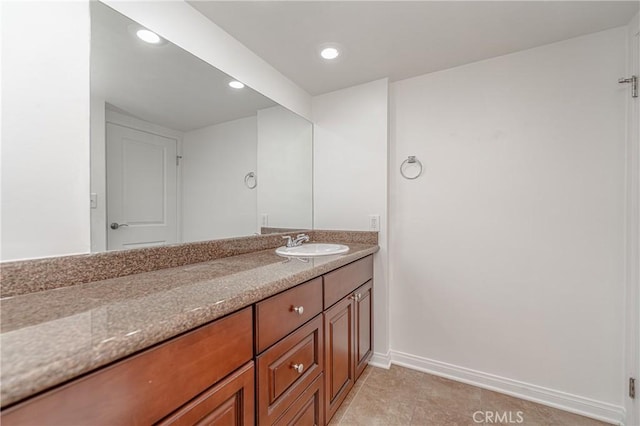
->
[[276, 243, 349, 258]]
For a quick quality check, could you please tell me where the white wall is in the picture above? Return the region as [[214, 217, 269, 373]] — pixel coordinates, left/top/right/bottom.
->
[[312, 79, 390, 358], [389, 28, 627, 422], [182, 117, 257, 242], [1, 1, 91, 261], [257, 106, 313, 230], [100, 0, 312, 121]]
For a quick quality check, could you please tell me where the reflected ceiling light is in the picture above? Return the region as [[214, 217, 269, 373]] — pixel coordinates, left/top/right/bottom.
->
[[229, 81, 245, 89], [136, 29, 162, 44], [320, 47, 340, 60]]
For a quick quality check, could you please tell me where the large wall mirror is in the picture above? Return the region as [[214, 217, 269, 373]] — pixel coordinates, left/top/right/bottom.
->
[[90, 2, 313, 252]]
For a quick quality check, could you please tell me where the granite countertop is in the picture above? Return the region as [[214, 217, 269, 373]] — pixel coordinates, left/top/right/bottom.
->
[[0, 243, 378, 407]]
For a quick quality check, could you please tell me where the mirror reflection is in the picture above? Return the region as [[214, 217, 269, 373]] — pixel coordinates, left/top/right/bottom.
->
[[90, 2, 313, 252]]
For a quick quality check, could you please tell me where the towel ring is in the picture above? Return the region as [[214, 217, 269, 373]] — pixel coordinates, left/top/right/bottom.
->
[[244, 172, 257, 189], [400, 156, 423, 180]]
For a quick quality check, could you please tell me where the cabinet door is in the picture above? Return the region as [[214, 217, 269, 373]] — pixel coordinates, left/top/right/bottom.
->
[[355, 280, 373, 380], [157, 361, 255, 426], [323, 296, 354, 423]]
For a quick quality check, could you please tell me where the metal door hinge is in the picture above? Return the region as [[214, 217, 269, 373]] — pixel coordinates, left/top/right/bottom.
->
[[176, 155, 183, 166], [630, 377, 636, 399], [619, 76, 638, 98]]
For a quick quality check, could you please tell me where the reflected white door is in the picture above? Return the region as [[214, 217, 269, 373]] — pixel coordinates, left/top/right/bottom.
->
[[106, 123, 177, 250]]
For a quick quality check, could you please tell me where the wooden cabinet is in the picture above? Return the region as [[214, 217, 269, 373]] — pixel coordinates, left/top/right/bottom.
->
[[273, 374, 324, 426], [257, 315, 323, 425], [322, 256, 374, 424], [323, 256, 373, 309], [255, 276, 326, 426], [354, 280, 373, 380], [1, 308, 254, 426], [256, 254, 374, 425], [324, 295, 355, 421], [158, 361, 255, 426], [2, 254, 374, 426], [256, 277, 323, 353]]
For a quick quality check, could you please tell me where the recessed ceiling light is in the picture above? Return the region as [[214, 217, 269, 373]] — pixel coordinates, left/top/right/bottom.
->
[[320, 47, 340, 60], [229, 81, 245, 89], [136, 29, 162, 44]]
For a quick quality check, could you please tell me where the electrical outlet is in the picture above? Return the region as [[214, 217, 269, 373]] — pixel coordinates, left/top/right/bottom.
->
[[369, 214, 380, 231], [261, 214, 268, 227]]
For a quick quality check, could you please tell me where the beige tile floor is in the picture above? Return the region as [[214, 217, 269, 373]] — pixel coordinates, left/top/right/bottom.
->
[[328, 365, 610, 426]]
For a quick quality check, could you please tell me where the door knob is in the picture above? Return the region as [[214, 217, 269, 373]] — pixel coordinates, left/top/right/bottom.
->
[[110, 223, 129, 230]]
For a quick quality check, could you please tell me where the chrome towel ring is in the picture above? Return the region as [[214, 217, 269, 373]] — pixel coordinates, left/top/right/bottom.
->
[[400, 156, 423, 180], [244, 172, 257, 189]]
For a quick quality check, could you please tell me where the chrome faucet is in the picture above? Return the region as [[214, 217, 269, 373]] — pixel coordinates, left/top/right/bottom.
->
[[282, 234, 309, 248]]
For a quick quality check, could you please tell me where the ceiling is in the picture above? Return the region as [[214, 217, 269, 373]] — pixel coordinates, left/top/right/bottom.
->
[[91, 2, 276, 132], [189, 1, 639, 96]]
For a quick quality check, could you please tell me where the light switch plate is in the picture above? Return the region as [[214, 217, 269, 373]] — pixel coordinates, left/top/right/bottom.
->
[[90, 193, 98, 209], [369, 214, 380, 231]]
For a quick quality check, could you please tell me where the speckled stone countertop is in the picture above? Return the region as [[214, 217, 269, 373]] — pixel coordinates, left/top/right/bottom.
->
[[0, 243, 378, 407]]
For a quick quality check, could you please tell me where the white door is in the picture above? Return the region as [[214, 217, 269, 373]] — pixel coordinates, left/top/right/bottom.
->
[[106, 123, 178, 250]]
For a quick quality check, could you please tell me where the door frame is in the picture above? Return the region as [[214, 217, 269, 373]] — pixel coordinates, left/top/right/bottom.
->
[[625, 12, 640, 426], [103, 108, 184, 249]]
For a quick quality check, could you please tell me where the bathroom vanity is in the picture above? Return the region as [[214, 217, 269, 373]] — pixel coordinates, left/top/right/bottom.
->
[[0, 235, 377, 426]]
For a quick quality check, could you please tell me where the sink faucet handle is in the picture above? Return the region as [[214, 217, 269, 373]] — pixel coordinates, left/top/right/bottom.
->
[[291, 234, 310, 247], [282, 235, 294, 247]]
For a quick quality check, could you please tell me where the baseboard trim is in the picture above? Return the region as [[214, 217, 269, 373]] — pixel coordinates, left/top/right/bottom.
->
[[368, 350, 391, 369], [390, 350, 625, 425]]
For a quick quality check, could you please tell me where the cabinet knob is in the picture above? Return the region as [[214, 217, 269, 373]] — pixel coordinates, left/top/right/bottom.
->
[[291, 363, 304, 373], [349, 293, 361, 301], [292, 306, 304, 315]]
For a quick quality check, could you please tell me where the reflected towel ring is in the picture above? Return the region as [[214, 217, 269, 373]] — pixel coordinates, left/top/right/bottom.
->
[[400, 156, 423, 180], [244, 172, 257, 189]]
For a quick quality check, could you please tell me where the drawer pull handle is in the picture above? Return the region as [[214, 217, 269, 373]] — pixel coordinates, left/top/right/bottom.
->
[[292, 306, 304, 315], [291, 363, 304, 373]]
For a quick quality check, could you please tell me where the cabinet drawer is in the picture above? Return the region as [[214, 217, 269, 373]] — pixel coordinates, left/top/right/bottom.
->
[[2, 307, 253, 426], [324, 255, 373, 308], [256, 277, 323, 353], [257, 315, 323, 425], [157, 361, 255, 426], [273, 374, 324, 426]]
